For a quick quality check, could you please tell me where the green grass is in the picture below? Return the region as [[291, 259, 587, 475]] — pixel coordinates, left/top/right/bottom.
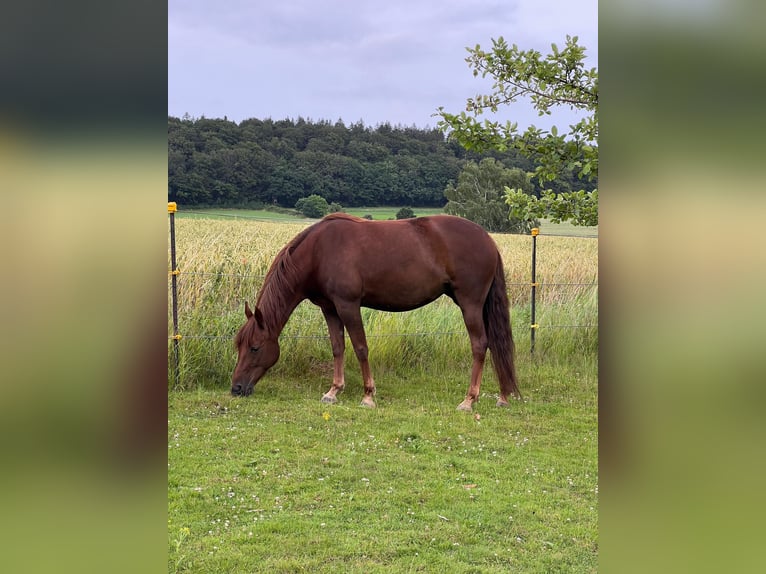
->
[[175, 206, 446, 223], [342, 206, 445, 220], [169, 353, 597, 573], [175, 208, 313, 223], [170, 298, 597, 393]]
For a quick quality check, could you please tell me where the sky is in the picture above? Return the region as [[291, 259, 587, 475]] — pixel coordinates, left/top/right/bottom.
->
[[168, 0, 597, 131]]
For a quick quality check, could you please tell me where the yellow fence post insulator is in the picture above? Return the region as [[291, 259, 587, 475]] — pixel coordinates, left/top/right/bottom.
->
[[170, 269, 181, 276], [530, 324, 539, 330], [531, 227, 539, 236], [168, 202, 177, 213], [172, 334, 182, 341]]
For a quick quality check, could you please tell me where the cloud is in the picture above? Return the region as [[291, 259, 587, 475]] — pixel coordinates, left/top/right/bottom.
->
[[169, 0, 597, 128]]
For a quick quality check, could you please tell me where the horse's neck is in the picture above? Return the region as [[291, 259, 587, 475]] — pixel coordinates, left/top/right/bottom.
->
[[260, 233, 315, 336], [262, 289, 304, 336], [259, 267, 308, 336]]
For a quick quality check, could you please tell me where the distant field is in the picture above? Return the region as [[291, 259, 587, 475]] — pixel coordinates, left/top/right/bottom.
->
[[176, 206, 445, 222], [342, 206, 445, 220], [175, 208, 312, 223], [536, 219, 598, 238], [175, 207, 598, 237]]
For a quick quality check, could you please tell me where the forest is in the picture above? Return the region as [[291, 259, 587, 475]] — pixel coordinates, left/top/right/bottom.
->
[[168, 115, 596, 209]]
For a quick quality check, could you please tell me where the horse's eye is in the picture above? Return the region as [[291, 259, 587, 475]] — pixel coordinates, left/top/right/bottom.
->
[[250, 346, 260, 354]]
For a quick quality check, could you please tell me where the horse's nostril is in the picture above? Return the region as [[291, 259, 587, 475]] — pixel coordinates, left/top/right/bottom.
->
[[232, 384, 242, 395]]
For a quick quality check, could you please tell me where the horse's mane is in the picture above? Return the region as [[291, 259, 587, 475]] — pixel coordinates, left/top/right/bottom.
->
[[257, 216, 360, 328], [238, 215, 367, 341]]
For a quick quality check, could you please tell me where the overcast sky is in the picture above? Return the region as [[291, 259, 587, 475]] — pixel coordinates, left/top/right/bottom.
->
[[168, 0, 597, 131]]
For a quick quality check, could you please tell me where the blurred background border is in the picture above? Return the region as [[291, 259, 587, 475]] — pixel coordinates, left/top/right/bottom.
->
[[1, 0, 765, 571]]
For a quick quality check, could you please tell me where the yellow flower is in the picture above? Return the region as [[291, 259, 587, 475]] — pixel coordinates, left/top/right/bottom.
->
[[322, 412, 331, 421]]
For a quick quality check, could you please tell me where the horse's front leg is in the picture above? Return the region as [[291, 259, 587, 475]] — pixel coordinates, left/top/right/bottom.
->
[[320, 306, 346, 404], [335, 302, 376, 408]]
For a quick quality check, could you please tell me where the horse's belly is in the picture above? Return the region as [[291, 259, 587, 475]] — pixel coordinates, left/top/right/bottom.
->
[[360, 284, 445, 312]]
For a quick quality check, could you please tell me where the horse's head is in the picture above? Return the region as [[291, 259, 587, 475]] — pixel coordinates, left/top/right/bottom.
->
[[231, 301, 280, 396]]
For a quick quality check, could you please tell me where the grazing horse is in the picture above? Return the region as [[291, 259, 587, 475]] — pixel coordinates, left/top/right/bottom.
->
[[231, 213, 520, 411]]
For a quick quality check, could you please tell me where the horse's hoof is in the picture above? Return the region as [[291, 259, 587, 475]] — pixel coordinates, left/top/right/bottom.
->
[[360, 398, 376, 408], [456, 402, 473, 412], [321, 394, 337, 404], [496, 399, 510, 408]]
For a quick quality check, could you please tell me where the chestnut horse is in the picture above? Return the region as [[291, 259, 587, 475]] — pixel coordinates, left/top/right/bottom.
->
[[231, 213, 520, 411]]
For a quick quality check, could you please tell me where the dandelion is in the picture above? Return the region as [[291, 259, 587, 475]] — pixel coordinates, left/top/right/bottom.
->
[[322, 412, 331, 421]]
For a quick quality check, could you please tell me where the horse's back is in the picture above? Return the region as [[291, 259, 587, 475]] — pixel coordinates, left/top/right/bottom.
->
[[315, 213, 497, 268], [306, 214, 499, 310], [422, 215, 500, 268]]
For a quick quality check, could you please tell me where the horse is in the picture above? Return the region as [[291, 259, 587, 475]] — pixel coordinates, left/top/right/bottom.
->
[[231, 213, 520, 411]]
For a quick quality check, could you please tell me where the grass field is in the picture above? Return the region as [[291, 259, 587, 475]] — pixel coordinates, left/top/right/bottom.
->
[[168, 215, 598, 572], [175, 207, 599, 239], [535, 219, 598, 238], [169, 357, 597, 573], [175, 207, 312, 222], [342, 206, 445, 220], [175, 206, 445, 223]]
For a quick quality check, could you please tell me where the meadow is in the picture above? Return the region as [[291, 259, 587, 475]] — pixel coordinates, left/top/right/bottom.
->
[[168, 214, 598, 572], [175, 206, 445, 223], [175, 206, 599, 239]]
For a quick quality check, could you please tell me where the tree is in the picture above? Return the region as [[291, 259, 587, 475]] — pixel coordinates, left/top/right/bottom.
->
[[505, 188, 598, 227], [395, 207, 415, 219], [295, 194, 330, 218], [436, 35, 597, 226], [444, 158, 537, 233], [167, 114, 582, 209]]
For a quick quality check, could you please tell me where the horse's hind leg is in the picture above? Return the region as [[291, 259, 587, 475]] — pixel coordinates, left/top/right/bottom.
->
[[320, 306, 346, 404], [335, 302, 376, 408], [456, 304, 488, 412]]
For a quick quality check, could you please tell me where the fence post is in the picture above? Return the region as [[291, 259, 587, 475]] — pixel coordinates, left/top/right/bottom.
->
[[168, 202, 180, 386], [530, 227, 539, 354]]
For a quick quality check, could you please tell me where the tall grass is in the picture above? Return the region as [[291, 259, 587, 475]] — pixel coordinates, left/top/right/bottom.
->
[[168, 218, 597, 391]]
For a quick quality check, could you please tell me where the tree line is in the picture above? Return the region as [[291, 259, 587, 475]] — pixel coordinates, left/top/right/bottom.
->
[[168, 115, 595, 210]]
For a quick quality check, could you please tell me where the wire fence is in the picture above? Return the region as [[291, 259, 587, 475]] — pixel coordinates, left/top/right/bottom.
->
[[167, 203, 597, 384]]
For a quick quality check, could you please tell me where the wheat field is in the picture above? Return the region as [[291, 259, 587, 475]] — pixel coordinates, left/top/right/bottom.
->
[[168, 217, 597, 389]]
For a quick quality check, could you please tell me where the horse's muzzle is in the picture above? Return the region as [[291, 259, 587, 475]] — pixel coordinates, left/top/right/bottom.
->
[[231, 382, 253, 396]]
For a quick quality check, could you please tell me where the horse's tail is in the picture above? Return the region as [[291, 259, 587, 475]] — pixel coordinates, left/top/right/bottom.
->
[[483, 253, 521, 399]]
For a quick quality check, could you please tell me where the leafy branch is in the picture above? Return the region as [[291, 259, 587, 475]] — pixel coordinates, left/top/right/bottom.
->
[[436, 35, 598, 226]]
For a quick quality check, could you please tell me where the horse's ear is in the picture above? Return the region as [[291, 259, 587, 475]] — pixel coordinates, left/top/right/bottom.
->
[[245, 301, 265, 328], [254, 306, 265, 329]]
